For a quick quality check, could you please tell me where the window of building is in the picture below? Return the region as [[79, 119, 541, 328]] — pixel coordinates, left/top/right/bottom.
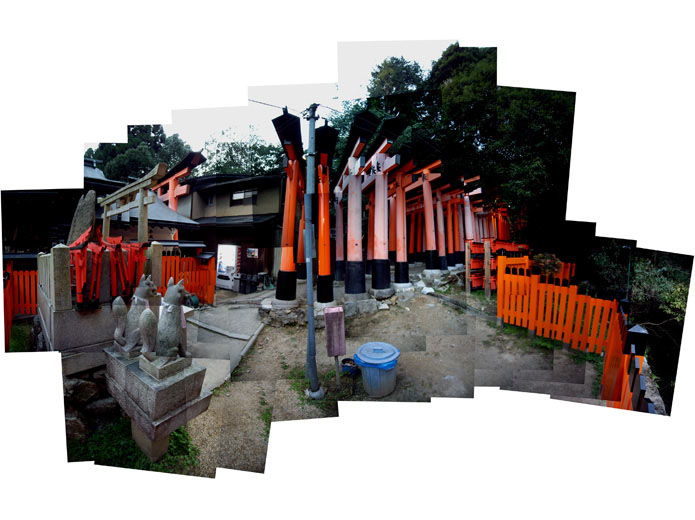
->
[[205, 193, 214, 206], [230, 189, 257, 206]]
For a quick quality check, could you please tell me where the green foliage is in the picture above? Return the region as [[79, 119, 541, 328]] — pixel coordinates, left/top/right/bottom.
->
[[66, 418, 199, 473], [367, 56, 425, 97], [487, 87, 576, 240], [328, 99, 367, 173], [287, 365, 364, 412], [259, 394, 273, 440], [495, 323, 562, 352], [631, 257, 689, 323], [9, 320, 32, 352], [85, 125, 192, 182], [199, 131, 283, 176], [157, 133, 192, 167], [103, 142, 157, 181]]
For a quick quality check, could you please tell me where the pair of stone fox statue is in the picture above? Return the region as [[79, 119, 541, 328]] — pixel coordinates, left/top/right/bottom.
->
[[113, 275, 188, 362]]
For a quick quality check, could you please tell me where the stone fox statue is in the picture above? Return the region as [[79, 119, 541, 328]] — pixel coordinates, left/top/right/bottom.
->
[[151, 277, 189, 359], [112, 274, 158, 352]]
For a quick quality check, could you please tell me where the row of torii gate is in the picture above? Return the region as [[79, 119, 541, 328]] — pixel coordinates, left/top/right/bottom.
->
[[271, 109, 513, 305]]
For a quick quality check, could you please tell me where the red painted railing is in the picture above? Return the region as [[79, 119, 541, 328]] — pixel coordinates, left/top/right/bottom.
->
[[159, 255, 215, 305], [3, 267, 38, 352], [496, 255, 642, 410]]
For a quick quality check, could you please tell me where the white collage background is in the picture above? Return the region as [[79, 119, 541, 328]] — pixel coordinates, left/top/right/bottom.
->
[[1, 1, 693, 518]]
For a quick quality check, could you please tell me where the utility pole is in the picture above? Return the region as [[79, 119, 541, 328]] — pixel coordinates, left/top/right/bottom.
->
[[303, 103, 324, 398]]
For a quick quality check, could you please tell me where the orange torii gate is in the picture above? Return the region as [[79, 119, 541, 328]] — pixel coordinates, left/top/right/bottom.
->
[[272, 109, 306, 302], [272, 111, 338, 304], [333, 137, 400, 294]]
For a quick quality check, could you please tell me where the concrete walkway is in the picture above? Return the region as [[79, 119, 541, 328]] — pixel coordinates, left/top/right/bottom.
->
[[187, 304, 264, 393]]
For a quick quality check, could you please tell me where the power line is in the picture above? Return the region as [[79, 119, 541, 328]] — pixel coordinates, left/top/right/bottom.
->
[[248, 98, 302, 116]]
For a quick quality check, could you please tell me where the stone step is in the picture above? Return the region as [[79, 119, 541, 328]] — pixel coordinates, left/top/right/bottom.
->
[[550, 396, 607, 407], [511, 379, 593, 399], [474, 368, 513, 387], [187, 318, 251, 341], [512, 369, 554, 382], [552, 349, 587, 384], [188, 341, 244, 360], [195, 358, 232, 394]]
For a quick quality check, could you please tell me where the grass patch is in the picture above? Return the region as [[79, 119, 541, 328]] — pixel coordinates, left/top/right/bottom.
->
[[287, 366, 366, 413], [9, 320, 32, 352], [566, 349, 604, 398], [259, 393, 273, 440], [280, 354, 289, 371], [67, 417, 199, 474], [212, 380, 231, 396], [493, 323, 563, 352]]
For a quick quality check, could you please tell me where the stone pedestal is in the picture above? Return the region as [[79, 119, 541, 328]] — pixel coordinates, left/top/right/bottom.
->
[[104, 348, 211, 462], [131, 419, 169, 462], [343, 297, 378, 318], [369, 287, 395, 300]]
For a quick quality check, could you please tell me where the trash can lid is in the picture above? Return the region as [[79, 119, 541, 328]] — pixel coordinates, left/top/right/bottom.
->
[[355, 342, 400, 365]]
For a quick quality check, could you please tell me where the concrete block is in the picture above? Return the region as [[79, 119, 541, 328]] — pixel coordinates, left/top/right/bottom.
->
[[124, 361, 206, 421], [106, 374, 212, 441], [51, 244, 72, 311], [369, 287, 395, 300], [343, 292, 369, 302], [104, 348, 141, 388], [62, 348, 108, 376], [131, 419, 169, 462], [139, 354, 192, 380], [51, 304, 117, 351]]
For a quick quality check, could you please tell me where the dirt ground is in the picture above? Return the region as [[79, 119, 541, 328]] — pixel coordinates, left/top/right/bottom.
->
[[184, 287, 623, 478], [184, 291, 488, 476]]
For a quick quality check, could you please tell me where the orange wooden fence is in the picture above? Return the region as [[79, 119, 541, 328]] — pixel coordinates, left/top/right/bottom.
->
[[159, 255, 215, 305], [3, 268, 38, 352], [496, 255, 644, 411], [11, 270, 38, 316]]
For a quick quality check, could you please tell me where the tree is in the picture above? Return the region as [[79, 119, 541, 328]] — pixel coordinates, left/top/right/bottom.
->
[[328, 99, 367, 173], [582, 239, 692, 414], [85, 125, 170, 182], [103, 142, 157, 181], [156, 133, 192, 168], [199, 131, 283, 176], [367, 56, 424, 97], [485, 86, 576, 247]]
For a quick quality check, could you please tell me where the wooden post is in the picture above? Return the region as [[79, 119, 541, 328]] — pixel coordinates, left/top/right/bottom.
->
[[317, 164, 333, 303], [422, 172, 437, 269], [465, 241, 471, 295], [346, 169, 365, 294], [334, 199, 345, 282], [496, 254, 506, 322], [296, 203, 306, 280], [446, 199, 455, 268], [138, 188, 148, 244], [372, 171, 390, 290], [484, 240, 491, 300], [276, 160, 299, 301], [394, 173, 408, 283], [435, 191, 447, 270], [388, 195, 396, 265], [102, 210, 111, 240]]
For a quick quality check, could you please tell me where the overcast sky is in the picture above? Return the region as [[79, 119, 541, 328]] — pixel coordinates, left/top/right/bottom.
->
[[162, 40, 455, 152]]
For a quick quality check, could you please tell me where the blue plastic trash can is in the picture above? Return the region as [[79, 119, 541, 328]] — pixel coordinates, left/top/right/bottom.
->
[[353, 342, 400, 397]]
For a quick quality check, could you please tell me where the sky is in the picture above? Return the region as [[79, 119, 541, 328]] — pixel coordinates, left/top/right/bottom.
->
[[160, 40, 455, 152]]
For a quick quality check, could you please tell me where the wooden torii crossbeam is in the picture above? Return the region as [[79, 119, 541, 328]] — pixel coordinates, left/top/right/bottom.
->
[[97, 163, 168, 243]]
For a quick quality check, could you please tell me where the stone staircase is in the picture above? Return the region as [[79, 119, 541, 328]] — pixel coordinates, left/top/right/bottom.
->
[[475, 344, 607, 407]]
